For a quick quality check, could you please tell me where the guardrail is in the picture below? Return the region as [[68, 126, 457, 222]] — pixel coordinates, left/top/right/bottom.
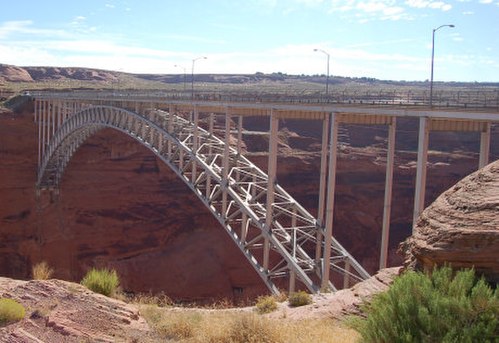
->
[[31, 88, 499, 111]]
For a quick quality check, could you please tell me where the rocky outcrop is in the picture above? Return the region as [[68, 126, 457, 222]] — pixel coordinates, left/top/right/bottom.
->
[[23, 67, 118, 82], [400, 160, 499, 283], [0, 65, 33, 82], [0, 277, 152, 342], [268, 267, 401, 320]]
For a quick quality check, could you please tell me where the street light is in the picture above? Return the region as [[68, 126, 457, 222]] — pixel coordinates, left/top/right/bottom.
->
[[191, 56, 207, 99], [314, 48, 330, 97], [430, 24, 454, 107], [174, 64, 187, 93]]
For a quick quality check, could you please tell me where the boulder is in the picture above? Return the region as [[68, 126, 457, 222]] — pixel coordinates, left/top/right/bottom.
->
[[400, 160, 499, 283]]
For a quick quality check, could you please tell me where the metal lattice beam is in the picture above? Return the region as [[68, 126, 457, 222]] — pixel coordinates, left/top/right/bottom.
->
[[36, 103, 370, 294]]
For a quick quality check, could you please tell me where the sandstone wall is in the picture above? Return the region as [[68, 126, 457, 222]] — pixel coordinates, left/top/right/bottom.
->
[[0, 107, 495, 301]]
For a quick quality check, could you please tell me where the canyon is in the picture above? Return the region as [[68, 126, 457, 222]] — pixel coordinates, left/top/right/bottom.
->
[[1, 94, 497, 302]]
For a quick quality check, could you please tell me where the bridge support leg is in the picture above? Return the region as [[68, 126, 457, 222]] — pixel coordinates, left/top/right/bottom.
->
[[413, 116, 429, 230], [343, 260, 351, 289], [236, 116, 243, 182], [479, 122, 491, 169], [322, 112, 338, 291], [315, 114, 330, 266], [379, 117, 396, 269], [192, 106, 199, 183], [289, 269, 296, 294], [222, 110, 231, 217], [37, 99, 41, 167], [264, 110, 278, 271], [167, 106, 174, 160]]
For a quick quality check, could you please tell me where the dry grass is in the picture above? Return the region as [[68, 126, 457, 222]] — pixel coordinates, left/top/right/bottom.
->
[[32, 261, 54, 280], [139, 305, 359, 343]]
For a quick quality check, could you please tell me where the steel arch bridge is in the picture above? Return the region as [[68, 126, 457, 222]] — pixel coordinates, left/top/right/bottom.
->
[[36, 103, 369, 294]]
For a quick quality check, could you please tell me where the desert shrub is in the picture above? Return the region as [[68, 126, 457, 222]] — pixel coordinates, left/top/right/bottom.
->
[[255, 295, 278, 314], [350, 266, 499, 343], [80, 268, 119, 297], [0, 298, 25, 325], [288, 291, 312, 307], [140, 305, 201, 341], [32, 261, 54, 280], [155, 312, 200, 340], [225, 314, 281, 343]]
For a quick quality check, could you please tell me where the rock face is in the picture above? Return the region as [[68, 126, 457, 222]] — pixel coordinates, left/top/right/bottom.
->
[[400, 160, 499, 283], [0, 106, 496, 301], [0, 277, 152, 342], [0, 65, 33, 82], [268, 267, 402, 320]]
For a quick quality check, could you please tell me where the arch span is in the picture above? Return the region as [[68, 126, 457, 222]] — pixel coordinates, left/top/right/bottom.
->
[[37, 105, 369, 294]]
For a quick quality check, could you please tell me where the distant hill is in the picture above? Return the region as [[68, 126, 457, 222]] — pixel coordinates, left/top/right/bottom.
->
[[1, 63, 498, 89]]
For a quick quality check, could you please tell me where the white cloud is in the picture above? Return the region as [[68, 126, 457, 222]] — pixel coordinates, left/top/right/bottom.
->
[[0, 20, 69, 39], [405, 0, 452, 10]]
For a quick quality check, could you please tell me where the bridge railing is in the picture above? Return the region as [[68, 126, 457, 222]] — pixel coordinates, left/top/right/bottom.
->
[[32, 88, 499, 111]]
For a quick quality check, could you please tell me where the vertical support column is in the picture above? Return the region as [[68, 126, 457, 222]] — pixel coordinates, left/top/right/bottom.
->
[[51, 100, 56, 135], [206, 112, 215, 200], [209, 113, 214, 137], [37, 100, 42, 167], [479, 122, 491, 169], [289, 207, 297, 293], [192, 106, 199, 183], [315, 114, 330, 265], [33, 98, 38, 123], [236, 115, 243, 182], [222, 108, 231, 217], [41, 100, 46, 163], [379, 117, 396, 269], [237, 116, 243, 154], [413, 117, 430, 230], [167, 106, 174, 160], [264, 109, 278, 271], [321, 112, 339, 291], [57, 100, 62, 129], [343, 260, 351, 289]]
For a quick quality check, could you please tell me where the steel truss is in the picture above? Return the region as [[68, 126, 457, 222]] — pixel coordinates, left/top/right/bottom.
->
[[37, 104, 369, 294]]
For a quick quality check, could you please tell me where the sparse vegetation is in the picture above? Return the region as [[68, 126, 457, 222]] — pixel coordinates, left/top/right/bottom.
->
[[139, 304, 358, 343], [80, 268, 119, 297], [32, 261, 54, 280], [288, 291, 312, 307], [255, 295, 278, 314], [0, 298, 25, 325], [225, 313, 280, 343], [349, 266, 499, 343]]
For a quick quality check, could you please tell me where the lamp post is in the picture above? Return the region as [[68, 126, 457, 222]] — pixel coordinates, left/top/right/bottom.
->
[[430, 24, 454, 107], [174, 64, 187, 93], [191, 56, 207, 99], [314, 48, 330, 97]]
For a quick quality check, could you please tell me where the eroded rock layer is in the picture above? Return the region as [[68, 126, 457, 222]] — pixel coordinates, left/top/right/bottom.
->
[[401, 160, 499, 283]]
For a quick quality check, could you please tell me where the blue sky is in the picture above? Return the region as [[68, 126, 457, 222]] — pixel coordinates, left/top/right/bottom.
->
[[0, 0, 498, 81]]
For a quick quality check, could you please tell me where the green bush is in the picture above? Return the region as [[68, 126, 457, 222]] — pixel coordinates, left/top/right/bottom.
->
[[350, 266, 499, 343], [81, 268, 119, 297], [0, 298, 25, 325], [288, 291, 312, 307], [255, 295, 278, 314]]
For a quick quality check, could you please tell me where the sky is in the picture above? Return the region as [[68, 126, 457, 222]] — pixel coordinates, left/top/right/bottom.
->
[[0, 0, 498, 82]]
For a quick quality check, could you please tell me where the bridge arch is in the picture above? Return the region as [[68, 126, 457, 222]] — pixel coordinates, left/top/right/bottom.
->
[[37, 104, 369, 294]]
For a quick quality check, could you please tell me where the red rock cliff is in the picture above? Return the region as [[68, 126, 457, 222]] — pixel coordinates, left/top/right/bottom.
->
[[0, 107, 495, 301]]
